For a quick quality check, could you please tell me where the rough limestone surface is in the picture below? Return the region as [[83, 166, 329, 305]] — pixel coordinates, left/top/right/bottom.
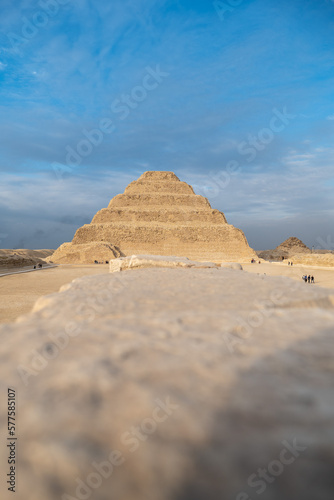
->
[[51, 171, 256, 263], [0, 268, 334, 500], [220, 262, 243, 270], [258, 237, 310, 261], [109, 254, 218, 272]]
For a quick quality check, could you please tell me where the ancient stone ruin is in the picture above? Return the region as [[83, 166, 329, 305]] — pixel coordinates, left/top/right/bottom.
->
[[276, 236, 310, 254], [257, 236, 310, 261], [51, 171, 256, 263]]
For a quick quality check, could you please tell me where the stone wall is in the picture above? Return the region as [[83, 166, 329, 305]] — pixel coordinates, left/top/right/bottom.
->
[[1, 268, 333, 499]]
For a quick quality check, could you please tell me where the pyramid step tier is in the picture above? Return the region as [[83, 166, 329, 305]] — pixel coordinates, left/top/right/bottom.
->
[[71, 224, 253, 260], [108, 193, 211, 208], [138, 171, 180, 181], [92, 208, 227, 224], [124, 180, 194, 195]]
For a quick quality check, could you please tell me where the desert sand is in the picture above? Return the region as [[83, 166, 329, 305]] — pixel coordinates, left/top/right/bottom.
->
[[0, 264, 109, 324], [0, 265, 333, 499]]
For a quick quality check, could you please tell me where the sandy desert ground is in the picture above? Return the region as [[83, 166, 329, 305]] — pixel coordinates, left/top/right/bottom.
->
[[1, 261, 334, 324], [0, 264, 109, 323], [243, 261, 334, 289]]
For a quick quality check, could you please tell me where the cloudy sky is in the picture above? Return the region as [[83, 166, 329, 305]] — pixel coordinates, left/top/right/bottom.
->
[[1, 0, 334, 250]]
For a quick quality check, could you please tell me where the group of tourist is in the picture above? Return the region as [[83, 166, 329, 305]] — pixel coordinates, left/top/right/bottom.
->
[[302, 275, 314, 283], [287, 261, 293, 266]]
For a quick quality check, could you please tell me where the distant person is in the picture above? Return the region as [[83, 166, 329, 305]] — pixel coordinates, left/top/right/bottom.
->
[[303, 275, 307, 283], [291, 262, 293, 266], [33, 265, 36, 269], [288, 261, 290, 265], [311, 276, 314, 283], [308, 275, 311, 283]]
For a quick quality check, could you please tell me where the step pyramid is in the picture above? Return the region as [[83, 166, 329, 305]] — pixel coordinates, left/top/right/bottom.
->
[[51, 171, 256, 263]]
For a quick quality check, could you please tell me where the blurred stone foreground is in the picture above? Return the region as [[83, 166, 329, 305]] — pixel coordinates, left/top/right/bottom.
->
[[0, 266, 334, 500]]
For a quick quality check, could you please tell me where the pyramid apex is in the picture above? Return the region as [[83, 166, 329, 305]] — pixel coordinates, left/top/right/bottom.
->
[[139, 171, 180, 181]]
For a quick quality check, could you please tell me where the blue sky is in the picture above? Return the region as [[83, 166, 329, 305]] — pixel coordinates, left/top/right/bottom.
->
[[1, 0, 334, 250]]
